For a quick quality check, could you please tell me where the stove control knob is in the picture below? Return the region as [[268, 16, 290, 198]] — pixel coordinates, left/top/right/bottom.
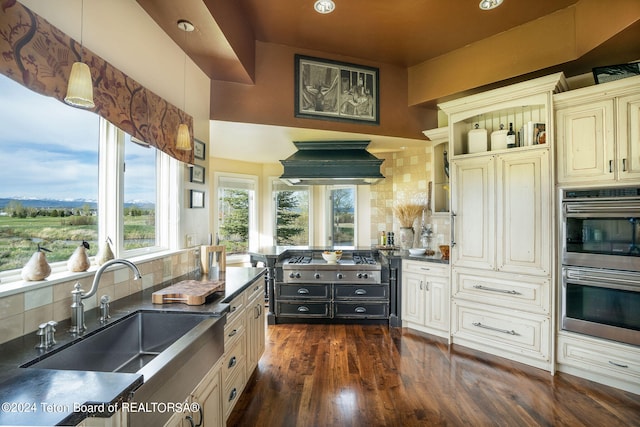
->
[[357, 273, 363, 279], [289, 272, 295, 279], [295, 272, 301, 279], [363, 273, 369, 279], [314, 273, 321, 279], [336, 273, 343, 280]]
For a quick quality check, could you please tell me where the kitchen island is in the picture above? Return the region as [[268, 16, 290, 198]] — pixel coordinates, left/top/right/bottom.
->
[[0, 267, 265, 427]]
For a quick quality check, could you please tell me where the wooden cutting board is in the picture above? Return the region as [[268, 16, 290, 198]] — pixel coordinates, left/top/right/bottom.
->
[[152, 279, 225, 305]]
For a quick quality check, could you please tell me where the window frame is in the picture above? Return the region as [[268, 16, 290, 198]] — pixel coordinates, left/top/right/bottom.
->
[[271, 178, 313, 247], [0, 118, 177, 286], [214, 172, 259, 261]]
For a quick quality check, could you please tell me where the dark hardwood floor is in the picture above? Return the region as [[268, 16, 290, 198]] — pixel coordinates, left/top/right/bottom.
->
[[227, 323, 640, 426]]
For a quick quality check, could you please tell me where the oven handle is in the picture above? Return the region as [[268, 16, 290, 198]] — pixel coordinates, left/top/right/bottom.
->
[[564, 202, 640, 215], [564, 267, 640, 292]]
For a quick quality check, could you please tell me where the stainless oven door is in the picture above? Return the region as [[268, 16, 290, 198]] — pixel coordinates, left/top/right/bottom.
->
[[562, 200, 640, 271], [561, 266, 640, 346]]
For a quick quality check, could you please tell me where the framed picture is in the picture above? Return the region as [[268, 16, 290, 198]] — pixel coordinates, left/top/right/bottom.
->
[[194, 139, 206, 160], [190, 165, 205, 184], [294, 54, 379, 124], [190, 190, 204, 208], [593, 62, 640, 84]]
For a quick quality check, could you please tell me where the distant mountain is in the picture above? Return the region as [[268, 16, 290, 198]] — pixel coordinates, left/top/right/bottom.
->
[[0, 198, 154, 210]]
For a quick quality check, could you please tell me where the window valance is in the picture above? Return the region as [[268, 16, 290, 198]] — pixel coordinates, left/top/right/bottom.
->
[[0, 2, 194, 164]]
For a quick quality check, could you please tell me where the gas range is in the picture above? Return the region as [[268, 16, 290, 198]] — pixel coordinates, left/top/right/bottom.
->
[[281, 251, 381, 284]]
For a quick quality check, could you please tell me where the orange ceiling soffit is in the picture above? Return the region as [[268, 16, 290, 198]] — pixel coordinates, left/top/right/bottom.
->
[[407, 0, 640, 106]]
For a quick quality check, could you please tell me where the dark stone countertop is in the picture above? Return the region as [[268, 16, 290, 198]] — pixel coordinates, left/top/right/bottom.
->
[[0, 266, 265, 426]]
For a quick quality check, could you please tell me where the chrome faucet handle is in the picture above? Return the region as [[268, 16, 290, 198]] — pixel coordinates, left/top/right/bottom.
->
[[100, 295, 111, 323], [46, 320, 57, 346], [35, 323, 48, 349]]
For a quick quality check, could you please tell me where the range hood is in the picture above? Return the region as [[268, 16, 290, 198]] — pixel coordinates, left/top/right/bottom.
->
[[279, 141, 385, 186]]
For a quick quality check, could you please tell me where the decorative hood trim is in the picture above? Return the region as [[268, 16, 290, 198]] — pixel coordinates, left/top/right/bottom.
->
[[279, 141, 385, 185]]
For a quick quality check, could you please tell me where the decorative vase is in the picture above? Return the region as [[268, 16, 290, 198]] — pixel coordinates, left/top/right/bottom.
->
[[399, 227, 414, 250]]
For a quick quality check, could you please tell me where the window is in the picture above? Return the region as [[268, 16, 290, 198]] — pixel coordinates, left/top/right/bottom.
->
[[216, 174, 258, 255], [123, 135, 157, 251], [328, 186, 356, 247], [0, 75, 99, 274], [0, 74, 174, 282], [273, 182, 310, 246]]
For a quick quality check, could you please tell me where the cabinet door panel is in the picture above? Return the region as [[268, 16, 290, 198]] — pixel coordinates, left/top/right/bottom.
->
[[451, 156, 495, 270], [617, 93, 640, 181], [497, 150, 550, 275], [425, 277, 449, 331], [401, 271, 425, 324], [556, 99, 615, 183]]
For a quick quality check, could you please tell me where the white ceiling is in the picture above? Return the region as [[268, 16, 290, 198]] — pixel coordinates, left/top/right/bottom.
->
[[209, 120, 430, 164]]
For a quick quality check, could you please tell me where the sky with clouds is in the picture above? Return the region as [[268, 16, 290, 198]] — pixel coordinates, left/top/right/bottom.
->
[[0, 74, 155, 204]]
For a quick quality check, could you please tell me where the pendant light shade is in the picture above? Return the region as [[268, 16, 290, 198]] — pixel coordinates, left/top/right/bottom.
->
[[65, 61, 95, 108], [176, 123, 191, 151], [176, 19, 194, 152]]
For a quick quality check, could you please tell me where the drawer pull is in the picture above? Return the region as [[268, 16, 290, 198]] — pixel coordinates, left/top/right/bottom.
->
[[297, 306, 310, 312], [472, 322, 519, 336], [229, 388, 237, 402], [354, 289, 367, 295], [608, 360, 629, 368], [473, 284, 520, 295], [297, 288, 310, 294], [228, 328, 238, 337], [355, 306, 367, 313], [228, 356, 237, 368]]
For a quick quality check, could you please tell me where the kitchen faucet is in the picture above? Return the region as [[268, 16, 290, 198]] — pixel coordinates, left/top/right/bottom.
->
[[69, 259, 142, 334]]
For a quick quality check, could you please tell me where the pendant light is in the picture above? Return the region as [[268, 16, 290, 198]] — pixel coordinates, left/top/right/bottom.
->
[[64, 0, 95, 109], [175, 19, 194, 151]]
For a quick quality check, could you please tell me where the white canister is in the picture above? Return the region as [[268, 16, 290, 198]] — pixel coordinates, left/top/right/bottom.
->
[[491, 124, 508, 150], [467, 124, 487, 154]]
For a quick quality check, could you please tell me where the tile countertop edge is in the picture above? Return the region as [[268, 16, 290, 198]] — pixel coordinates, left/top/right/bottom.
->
[[0, 266, 266, 427]]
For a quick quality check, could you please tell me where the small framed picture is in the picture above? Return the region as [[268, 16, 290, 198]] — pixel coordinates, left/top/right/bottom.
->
[[190, 190, 204, 208], [194, 139, 206, 160], [190, 165, 205, 184], [592, 62, 640, 84]]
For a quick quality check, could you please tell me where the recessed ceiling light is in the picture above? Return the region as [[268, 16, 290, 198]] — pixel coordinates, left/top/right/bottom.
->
[[479, 0, 503, 10], [314, 0, 335, 14], [177, 19, 195, 32]]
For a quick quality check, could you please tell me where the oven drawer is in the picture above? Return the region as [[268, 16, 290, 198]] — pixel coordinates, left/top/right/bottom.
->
[[557, 333, 640, 390], [334, 302, 389, 318], [276, 301, 331, 317], [276, 283, 331, 299], [453, 268, 550, 314], [452, 301, 550, 363], [334, 284, 389, 300]]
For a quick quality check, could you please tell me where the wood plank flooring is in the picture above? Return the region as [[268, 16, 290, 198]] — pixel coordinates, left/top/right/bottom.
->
[[227, 323, 640, 426]]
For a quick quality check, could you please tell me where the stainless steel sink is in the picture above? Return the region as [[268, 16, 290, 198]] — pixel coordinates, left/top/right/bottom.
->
[[24, 311, 213, 373], [23, 310, 226, 427]]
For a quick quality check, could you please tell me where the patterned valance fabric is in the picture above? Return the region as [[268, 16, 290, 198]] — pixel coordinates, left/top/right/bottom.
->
[[0, 2, 194, 164]]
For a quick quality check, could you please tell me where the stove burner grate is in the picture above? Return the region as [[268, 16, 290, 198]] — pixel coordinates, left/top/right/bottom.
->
[[287, 256, 312, 264], [353, 255, 376, 265]]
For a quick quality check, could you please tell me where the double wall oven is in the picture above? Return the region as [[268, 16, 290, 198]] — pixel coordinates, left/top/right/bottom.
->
[[561, 187, 640, 346]]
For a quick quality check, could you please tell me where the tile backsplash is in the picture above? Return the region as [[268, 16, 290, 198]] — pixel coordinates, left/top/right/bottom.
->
[[370, 146, 450, 248], [0, 249, 198, 345]]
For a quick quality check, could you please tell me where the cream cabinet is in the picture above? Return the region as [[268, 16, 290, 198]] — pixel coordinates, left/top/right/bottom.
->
[[555, 75, 640, 184], [401, 260, 450, 338], [557, 332, 640, 395], [440, 73, 563, 372], [451, 150, 551, 277], [163, 359, 223, 427], [245, 280, 266, 375]]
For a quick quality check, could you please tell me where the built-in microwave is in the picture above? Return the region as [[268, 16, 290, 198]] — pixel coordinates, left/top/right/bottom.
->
[[562, 187, 640, 272]]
